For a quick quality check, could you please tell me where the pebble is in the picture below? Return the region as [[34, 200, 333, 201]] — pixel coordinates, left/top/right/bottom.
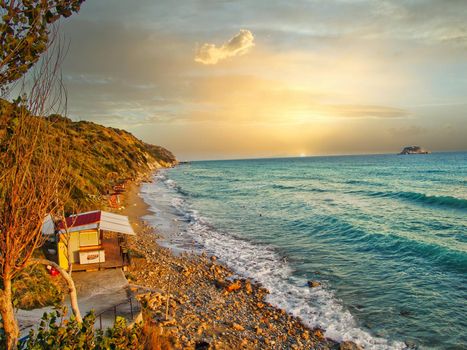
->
[[126, 218, 340, 349], [232, 323, 245, 331], [308, 280, 321, 288]]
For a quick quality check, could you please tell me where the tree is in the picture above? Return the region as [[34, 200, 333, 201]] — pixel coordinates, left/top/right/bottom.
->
[[0, 2, 84, 348], [0, 96, 66, 349], [29, 259, 82, 323], [0, 0, 85, 90], [0, 20, 80, 350]]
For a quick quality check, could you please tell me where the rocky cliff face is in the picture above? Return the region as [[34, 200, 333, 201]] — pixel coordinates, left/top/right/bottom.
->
[[399, 146, 431, 155]]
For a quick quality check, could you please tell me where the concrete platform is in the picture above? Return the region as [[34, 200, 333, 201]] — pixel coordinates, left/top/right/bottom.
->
[[17, 269, 141, 337]]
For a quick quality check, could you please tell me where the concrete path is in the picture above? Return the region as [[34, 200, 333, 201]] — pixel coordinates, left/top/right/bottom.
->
[[73, 269, 140, 330], [17, 269, 140, 337]]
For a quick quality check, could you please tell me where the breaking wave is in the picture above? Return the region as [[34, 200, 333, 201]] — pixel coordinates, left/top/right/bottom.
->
[[142, 172, 405, 349]]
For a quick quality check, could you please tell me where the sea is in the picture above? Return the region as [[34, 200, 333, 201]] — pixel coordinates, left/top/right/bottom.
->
[[140, 152, 467, 349]]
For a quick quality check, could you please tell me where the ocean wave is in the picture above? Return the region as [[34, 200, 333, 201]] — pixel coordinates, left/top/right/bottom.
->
[[155, 172, 191, 197], [147, 173, 404, 349], [185, 212, 401, 349], [352, 190, 467, 210], [394, 191, 467, 210], [271, 183, 328, 193], [300, 214, 467, 274]]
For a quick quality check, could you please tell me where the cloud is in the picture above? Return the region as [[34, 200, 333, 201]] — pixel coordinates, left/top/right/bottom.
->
[[57, 1, 467, 159], [195, 29, 255, 65], [324, 104, 410, 119]]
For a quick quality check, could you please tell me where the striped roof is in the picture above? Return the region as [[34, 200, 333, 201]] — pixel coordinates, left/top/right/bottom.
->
[[57, 210, 135, 235]]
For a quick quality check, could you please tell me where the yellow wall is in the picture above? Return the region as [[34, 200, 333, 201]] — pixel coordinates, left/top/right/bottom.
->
[[57, 229, 100, 268], [57, 240, 69, 270], [79, 230, 100, 246]]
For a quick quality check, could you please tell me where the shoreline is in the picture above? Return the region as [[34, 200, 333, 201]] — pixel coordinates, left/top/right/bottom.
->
[[120, 171, 355, 349]]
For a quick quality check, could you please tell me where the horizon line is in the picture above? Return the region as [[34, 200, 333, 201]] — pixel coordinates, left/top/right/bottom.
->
[[179, 149, 467, 163]]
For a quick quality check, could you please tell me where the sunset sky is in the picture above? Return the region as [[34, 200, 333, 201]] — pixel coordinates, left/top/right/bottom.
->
[[61, 0, 467, 160]]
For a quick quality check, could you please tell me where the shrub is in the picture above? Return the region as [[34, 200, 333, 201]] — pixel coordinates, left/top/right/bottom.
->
[[22, 309, 144, 350], [12, 265, 65, 310]]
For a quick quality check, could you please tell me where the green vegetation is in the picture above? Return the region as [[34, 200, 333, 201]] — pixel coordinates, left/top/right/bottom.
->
[[1, 98, 177, 348], [0, 2, 176, 347], [0, 0, 84, 87], [20, 309, 173, 350], [23, 310, 140, 349], [12, 265, 65, 310], [0, 99, 177, 211]]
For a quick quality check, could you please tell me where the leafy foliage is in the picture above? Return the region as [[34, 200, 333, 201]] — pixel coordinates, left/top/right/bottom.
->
[[22, 309, 143, 349], [0, 0, 85, 87]]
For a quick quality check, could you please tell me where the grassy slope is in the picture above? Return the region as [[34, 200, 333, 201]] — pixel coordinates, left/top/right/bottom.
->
[[1, 98, 177, 309], [49, 114, 178, 210], [1, 99, 177, 211]]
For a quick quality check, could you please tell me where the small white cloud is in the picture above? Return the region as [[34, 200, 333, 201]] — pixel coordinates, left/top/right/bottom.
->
[[195, 29, 255, 65]]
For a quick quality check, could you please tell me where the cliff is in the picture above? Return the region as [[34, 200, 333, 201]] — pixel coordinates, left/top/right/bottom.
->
[[399, 146, 431, 155], [0, 99, 177, 210]]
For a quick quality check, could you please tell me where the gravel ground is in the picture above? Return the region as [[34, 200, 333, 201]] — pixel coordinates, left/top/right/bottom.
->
[[120, 177, 359, 350]]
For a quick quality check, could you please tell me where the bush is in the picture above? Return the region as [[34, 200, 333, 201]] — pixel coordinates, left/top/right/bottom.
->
[[13, 265, 65, 310], [22, 309, 144, 350]]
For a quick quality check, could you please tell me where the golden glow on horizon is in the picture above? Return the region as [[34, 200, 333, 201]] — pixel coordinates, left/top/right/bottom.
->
[[61, 1, 467, 160]]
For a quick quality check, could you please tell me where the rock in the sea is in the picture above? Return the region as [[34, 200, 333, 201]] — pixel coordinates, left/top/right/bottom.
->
[[399, 146, 430, 155], [308, 280, 321, 288], [313, 328, 325, 340], [404, 339, 417, 349]]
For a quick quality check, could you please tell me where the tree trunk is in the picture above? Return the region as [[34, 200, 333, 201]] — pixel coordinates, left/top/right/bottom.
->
[[30, 259, 82, 322], [66, 235, 73, 277], [0, 277, 19, 350]]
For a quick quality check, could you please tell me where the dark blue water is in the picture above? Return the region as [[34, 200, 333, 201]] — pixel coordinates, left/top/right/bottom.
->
[[141, 152, 467, 349]]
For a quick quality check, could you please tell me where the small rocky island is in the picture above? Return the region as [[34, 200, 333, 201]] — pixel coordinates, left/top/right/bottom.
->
[[399, 146, 431, 155]]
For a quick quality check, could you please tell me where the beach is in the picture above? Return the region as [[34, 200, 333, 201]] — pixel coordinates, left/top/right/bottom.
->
[[121, 174, 344, 350], [132, 154, 466, 349]]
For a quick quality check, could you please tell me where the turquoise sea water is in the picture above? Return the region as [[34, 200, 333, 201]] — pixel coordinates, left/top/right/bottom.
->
[[141, 152, 467, 349]]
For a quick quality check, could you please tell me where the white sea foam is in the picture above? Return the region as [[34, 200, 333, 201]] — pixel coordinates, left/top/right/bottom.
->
[[141, 172, 405, 350]]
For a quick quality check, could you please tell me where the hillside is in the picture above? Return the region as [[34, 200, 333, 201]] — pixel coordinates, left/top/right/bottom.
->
[[0, 99, 177, 210]]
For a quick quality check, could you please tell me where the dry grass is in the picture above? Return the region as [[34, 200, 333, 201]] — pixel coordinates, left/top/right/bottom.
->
[[0, 98, 177, 212], [12, 265, 66, 310], [141, 322, 175, 350]]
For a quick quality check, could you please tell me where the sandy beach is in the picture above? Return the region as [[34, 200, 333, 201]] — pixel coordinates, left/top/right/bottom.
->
[[120, 174, 349, 350]]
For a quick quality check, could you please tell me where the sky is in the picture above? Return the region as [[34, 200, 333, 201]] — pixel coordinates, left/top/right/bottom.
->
[[59, 0, 467, 160]]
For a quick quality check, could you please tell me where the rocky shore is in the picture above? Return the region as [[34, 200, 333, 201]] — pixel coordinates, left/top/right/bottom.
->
[[121, 175, 358, 350]]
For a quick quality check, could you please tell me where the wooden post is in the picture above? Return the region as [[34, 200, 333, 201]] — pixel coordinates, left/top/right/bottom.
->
[[165, 276, 171, 321]]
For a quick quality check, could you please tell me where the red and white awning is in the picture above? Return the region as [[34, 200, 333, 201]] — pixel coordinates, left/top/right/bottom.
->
[[57, 210, 135, 235]]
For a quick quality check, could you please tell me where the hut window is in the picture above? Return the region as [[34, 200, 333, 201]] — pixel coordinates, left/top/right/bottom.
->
[[79, 231, 100, 247]]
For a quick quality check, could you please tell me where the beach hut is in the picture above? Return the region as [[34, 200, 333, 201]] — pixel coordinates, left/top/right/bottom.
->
[[54, 210, 135, 271]]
